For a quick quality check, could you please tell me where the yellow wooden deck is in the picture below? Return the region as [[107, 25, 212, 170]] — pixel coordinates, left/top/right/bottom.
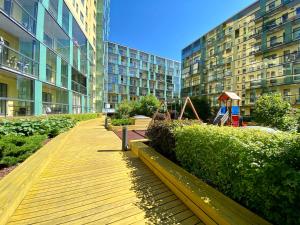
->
[[6, 119, 202, 225]]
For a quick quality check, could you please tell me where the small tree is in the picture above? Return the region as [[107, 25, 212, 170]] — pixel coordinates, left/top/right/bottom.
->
[[135, 95, 160, 117], [254, 93, 297, 131], [115, 95, 160, 118], [116, 101, 132, 118]]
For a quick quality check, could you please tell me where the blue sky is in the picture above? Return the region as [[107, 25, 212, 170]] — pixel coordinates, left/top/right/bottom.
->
[[109, 0, 256, 61]]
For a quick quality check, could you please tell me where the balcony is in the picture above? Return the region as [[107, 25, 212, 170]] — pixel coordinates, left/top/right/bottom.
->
[[42, 102, 68, 115], [72, 81, 87, 95], [0, 44, 39, 78], [250, 80, 263, 88], [0, 0, 37, 35]]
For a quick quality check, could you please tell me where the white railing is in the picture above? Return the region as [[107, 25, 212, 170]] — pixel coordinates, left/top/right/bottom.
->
[[221, 111, 229, 126], [213, 108, 222, 124]]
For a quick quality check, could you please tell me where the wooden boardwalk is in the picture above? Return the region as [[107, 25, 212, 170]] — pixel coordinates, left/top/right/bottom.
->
[[7, 119, 202, 225]]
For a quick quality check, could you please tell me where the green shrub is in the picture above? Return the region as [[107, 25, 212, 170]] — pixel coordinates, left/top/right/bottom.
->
[[146, 120, 198, 162], [115, 95, 160, 118], [62, 113, 99, 122], [0, 113, 98, 137], [174, 125, 300, 225], [254, 93, 297, 131], [133, 95, 160, 117], [116, 101, 133, 119], [0, 135, 47, 167], [111, 118, 135, 126]]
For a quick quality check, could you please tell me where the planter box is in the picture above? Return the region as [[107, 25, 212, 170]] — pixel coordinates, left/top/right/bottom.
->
[[130, 141, 271, 225]]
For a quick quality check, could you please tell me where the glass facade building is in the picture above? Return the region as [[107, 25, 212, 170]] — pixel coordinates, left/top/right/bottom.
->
[[106, 42, 181, 110], [0, 0, 109, 116], [182, 0, 300, 116]]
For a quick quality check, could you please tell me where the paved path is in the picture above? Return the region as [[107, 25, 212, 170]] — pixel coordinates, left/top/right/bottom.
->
[[7, 119, 202, 225]]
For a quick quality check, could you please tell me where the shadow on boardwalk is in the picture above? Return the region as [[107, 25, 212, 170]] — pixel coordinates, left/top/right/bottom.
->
[[122, 152, 202, 225]]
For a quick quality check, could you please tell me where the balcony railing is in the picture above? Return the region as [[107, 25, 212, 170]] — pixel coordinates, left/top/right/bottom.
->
[[0, 97, 34, 117], [0, 0, 36, 35], [0, 44, 39, 78], [72, 81, 87, 95], [42, 102, 69, 114]]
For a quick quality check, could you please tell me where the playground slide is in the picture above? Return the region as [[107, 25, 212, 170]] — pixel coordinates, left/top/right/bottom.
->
[[213, 107, 229, 125]]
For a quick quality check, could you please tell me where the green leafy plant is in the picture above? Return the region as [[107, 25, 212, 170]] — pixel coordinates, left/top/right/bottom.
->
[[146, 120, 198, 162], [116, 101, 134, 119], [115, 95, 160, 118], [0, 135, 47, 167], [254, 93, 297, 131], [174, 125, 300, 225], [133, 95, 160, 117], [111, 118, 135, 126], [0, 113, 98, 137]]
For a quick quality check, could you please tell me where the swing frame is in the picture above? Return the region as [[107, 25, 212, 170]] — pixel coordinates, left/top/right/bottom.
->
[[178, 97, 202, 122]]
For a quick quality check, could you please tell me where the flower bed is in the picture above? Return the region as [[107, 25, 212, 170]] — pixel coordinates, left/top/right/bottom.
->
[[146, 121, 300, 225]]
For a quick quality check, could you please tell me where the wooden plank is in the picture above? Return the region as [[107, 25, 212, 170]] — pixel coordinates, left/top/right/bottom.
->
[[130, 141, 271, 225], [6, 118, 201, 225]]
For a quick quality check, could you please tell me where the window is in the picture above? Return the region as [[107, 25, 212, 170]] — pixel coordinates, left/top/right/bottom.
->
[[282, 13, 288, 23], [268, 1, 275, 11], [62, 3, 69, 33], [293, 27, 300, 40], [80, 12, 84, 22], [296, 7, 300, 15], [235, 29, 240, 38], [270, 36, 277, 46]]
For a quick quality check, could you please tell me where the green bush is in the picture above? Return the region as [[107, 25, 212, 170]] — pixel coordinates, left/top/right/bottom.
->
[[174, 125, 300, 225], [115, 95, 160, 118], [62, 113, 99, 122], [254, 93, 297, 131], [133, 95, 160, 117], [146, 120, 198, 162], [111, 118, 135, 126], [116, 101, 133, 119], [0, 135, 47, 167], [0, 113, 98, 137]]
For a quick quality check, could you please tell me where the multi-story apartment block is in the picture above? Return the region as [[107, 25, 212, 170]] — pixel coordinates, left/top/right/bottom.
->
[[0, 0, 109, 117], [182, 0, 300, 116], [106, 42, 181, 110]]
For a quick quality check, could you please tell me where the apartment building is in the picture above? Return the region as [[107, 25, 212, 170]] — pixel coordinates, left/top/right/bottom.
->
[[182, 0, 300, 116], [106, 42, 181, 111], [0, 0, 109, 116]]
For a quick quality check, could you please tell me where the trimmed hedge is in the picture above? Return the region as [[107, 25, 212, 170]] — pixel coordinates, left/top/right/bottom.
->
[[174, 125, 300, 225], [146, 120, 198, 162], [0, 135, 47, 167], [111, 118, 135, 126]]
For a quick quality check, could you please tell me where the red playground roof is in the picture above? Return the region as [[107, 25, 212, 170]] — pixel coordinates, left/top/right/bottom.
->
[[218, 92, 241, 101]]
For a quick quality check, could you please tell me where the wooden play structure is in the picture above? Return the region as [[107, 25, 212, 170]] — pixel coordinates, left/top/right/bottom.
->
[[213, 91, 241, 127], [150, 97, 202, 125], [178, 97, 202, 122]]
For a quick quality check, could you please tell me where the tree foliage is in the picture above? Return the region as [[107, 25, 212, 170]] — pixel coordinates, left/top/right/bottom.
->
[[254, 93, 297, 131], [115, 95, 160, 118]]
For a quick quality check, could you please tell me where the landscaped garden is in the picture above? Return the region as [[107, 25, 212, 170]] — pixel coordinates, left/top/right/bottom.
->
[[134, 93, 300, 225], [0, 113, 99, 174]]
